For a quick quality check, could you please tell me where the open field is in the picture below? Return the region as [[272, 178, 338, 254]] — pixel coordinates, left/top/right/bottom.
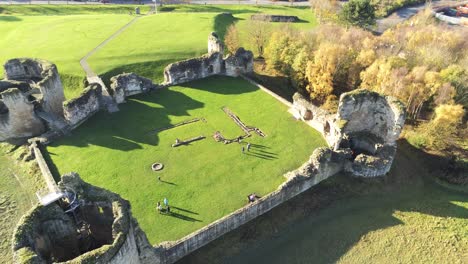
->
[[46, 76, 326, 244], [0, 13, 134, 98], [180, 140, 468, 263], [0, 4, 317, 99], [89, 5, 317, 84]]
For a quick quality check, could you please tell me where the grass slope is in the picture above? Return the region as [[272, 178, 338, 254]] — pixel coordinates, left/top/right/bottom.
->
[[89, 5, 317, 84], [46, 76, 326, 244], [180, 141, 468, 264], [0, 152, 37, 263], [0, 14, 134, 98], [0, 5, 316, 98]]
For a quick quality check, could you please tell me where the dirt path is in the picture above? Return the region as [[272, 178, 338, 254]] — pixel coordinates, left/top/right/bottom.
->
[[79, 15, 141, 77]]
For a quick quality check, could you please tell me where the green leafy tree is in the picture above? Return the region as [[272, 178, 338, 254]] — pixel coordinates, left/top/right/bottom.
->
[[340, 0, 376, 28]]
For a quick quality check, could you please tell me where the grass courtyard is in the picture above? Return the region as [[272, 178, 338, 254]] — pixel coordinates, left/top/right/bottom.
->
[[46, 76, 326, 244]]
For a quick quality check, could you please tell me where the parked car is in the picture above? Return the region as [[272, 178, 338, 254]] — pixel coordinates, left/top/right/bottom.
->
[[100, 0, 110, 3]]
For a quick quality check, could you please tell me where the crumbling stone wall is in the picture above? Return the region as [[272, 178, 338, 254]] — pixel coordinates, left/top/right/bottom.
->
[[12, 173, 155, 264], [292, 89, 406, 177], [0, 58, 70, 144], [208, 32, 224, 54], [63, 84, 103, 128], [164, 52, 224, 85], [110, 73, 155, 104], [337, 90, 405, 146], [225, 48, 254, 77], [0, 88, 45, 143], [291, 93, 339, 146], [4, 58, 65, 117], [163, 32, 254, 85], [156, 148, 344, 264], [250, 14, 300, 23]]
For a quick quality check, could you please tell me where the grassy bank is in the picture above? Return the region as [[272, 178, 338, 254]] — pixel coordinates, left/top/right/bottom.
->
[[0, 145, 45, 263], [180, 140, 468, 263]]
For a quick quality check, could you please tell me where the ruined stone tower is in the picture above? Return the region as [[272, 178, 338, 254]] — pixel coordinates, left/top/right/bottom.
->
[[0, 58, 67, 143]]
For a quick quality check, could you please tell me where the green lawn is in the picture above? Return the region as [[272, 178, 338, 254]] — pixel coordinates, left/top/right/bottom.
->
[[0, 5, 316, 99], [0, 13, 134, 98], [89, 5, 317, 85], [46, 76, 326, 244]]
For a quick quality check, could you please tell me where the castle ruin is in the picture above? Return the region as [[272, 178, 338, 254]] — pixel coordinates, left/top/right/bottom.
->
[[6, 32, 406, 264]]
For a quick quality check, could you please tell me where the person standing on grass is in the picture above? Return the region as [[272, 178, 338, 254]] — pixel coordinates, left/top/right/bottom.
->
[[242, 146, 245, 154], [157, 201, 162, 214], [164, 197, 168, 207], [247, 143, 251, 152]]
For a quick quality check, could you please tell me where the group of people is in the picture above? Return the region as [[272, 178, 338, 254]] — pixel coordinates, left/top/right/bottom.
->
[[157, 197, 171, 214]]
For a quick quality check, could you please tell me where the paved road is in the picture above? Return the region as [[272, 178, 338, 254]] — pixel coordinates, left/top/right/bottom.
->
[[374, 0, 462, 33]]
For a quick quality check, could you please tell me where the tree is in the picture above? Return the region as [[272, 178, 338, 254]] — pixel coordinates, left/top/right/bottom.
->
[[418, 104, 465, 149], [246, 20, 270, 58], [309, 0, 338, 24], [224, 25, 239, 55], [340, 0, 376, 28], [440, 65, 468, 108]]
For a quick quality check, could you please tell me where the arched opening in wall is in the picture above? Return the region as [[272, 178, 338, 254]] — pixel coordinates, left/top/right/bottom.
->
[[324, 121, 330, 134], [303, 109, 313, 120], [347, 132, 382, 158], [164, 72, 170, 82], [207, 65, 214, 74]]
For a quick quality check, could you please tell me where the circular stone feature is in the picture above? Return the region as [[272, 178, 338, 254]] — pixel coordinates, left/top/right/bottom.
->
[[152, 163, 164, 171]]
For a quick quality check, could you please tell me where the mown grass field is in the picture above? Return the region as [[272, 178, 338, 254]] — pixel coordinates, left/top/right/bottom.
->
[[89, 4, 317, 84], [180, 141, 468, 264], [0, 4, 316, 99], [46, 76, 326, 244], [0, 13, 134, 98]]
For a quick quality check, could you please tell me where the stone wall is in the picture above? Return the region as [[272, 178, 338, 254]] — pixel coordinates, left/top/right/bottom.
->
[[291, 93, 339, 146], [63, 83, 103, 128], [0, 88, 45, 143], [110, 73, 155, 104], [163, 33, 254, 85], [337, 90, 405, 146], [155, 148, 346, 264], [225, 48, 254, 77], [4, 58, 65, 117], [291, 90, 406, 178], [0, 58, 70, 144], [250, 14, 300, 22], [164, 52, 224, 85], [208, 32, 224, 54], [12, 173, 155, 264]]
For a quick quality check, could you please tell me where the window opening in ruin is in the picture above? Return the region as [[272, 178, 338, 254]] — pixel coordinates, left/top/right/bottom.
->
[[208, 65, 214, 74], [324, 121, 330, 134]]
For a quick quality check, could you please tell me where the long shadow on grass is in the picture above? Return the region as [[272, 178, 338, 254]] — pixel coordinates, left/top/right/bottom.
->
[[179, 139, 468, 264], [179, 76, 258, 95], [51, 89, 204, 151], [0, 16, 21, 22], [166, 211, 202, 222], [172, 206, 199, 215], [245, 151, 278, 160]]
